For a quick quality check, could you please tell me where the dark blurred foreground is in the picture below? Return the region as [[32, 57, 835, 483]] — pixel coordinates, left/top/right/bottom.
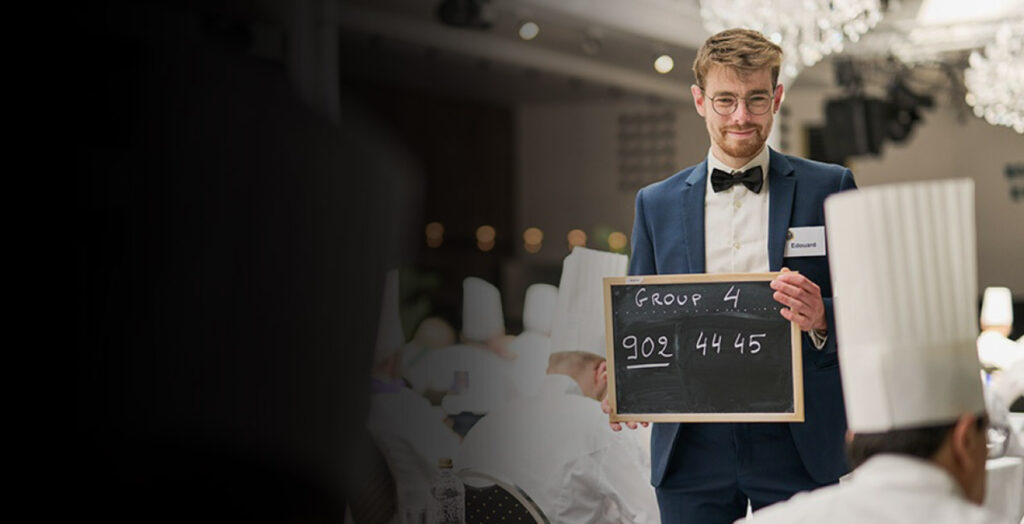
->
[[69, 2, 417, 520]]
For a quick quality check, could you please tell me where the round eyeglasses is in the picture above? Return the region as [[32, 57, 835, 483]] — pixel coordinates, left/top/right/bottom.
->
[[701, 89, 774, 116]]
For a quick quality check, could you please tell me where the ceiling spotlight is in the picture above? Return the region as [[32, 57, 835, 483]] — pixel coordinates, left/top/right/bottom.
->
[[654, 54, 674, 74], [518, 21, 539, 40]]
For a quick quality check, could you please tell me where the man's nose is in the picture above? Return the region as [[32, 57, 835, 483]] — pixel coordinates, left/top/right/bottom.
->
[[731, 100, 753, 123]]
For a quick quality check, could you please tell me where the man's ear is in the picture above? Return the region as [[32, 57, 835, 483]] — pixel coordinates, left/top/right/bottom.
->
[[596, 360, 608, 386], [950, 413, 984, 470], [773, 83, 785, 113], [948, 412, 989, 504], [691, 84, 706, 117]]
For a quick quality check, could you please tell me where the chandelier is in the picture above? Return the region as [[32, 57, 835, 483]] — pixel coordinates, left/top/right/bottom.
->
[[964, 21, 1024, 134], [698, 0, 883, 85]]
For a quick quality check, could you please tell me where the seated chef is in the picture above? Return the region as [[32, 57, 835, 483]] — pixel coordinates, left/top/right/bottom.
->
[[978, 286, 1022, 372], [978, 286, 1024, 457], [745, 179, 1013, 524], [458, 247, 659, 523], [507, 282, 559, 400]]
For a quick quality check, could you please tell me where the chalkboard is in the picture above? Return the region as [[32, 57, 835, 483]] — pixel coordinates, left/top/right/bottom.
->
[[603, 272, 803, 422]]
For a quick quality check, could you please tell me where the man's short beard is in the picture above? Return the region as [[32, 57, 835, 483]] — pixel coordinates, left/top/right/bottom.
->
[[717, 127, 766, 159]]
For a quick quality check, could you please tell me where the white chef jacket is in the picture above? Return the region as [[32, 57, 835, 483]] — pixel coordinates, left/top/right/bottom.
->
[[506, 330, 552, 401], [367, 385, 461, 512], [457, 374, 660, 523], [741, 454, 1013, 524], [979, 330, 1024, 370], [993, 359, 1024, 418]]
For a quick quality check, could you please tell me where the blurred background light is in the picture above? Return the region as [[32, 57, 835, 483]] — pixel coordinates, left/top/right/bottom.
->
[[518, 21, 539, 40], [567, 228, 587, 249], [653, 54, 674, 74], [426, 221, 444, 248]]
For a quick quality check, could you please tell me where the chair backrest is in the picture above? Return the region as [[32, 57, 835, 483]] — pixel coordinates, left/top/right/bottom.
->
[[458, 469, 548, 524], [348, 437, 398, 524]]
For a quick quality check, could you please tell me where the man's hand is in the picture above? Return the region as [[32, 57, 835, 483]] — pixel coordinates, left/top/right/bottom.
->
[[601, 395, 649, 431], [770, 268, 826, 332]]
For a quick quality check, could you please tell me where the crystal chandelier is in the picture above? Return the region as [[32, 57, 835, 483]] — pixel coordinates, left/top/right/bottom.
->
[[964, 21, 1024, 134], [698, 0, 883, 85]]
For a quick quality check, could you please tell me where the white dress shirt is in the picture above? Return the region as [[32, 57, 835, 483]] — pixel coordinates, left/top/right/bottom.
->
[[458, 374, 660, 523], [704, 146, 771, 275]]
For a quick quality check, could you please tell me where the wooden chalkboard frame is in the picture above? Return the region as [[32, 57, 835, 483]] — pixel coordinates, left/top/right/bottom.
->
[[603, 272, 804, 423]]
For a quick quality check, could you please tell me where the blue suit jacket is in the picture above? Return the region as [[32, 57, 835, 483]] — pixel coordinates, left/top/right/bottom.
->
[[629, 148, 857, 486]]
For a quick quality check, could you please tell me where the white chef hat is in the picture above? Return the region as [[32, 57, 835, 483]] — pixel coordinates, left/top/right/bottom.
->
[[461, 277, 505, 343], [374, 269, 405, 366], [981, 286, 1014, 328], [549, 247, 628, 357], [522, 283, 559, 336], [825, 178, 985, 432]]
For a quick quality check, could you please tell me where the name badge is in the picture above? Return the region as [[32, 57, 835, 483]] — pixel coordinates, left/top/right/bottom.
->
[[784, 226, 826, 257]]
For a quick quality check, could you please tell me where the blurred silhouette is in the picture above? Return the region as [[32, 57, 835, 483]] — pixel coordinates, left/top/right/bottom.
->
[[69, 2, 419, 521]]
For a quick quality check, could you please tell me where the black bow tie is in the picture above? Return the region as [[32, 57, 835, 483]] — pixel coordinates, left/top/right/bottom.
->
[[711, 166, 764, 194]]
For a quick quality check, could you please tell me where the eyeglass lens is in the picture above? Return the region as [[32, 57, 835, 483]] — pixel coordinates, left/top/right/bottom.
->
[[711, 95, 773, 116]]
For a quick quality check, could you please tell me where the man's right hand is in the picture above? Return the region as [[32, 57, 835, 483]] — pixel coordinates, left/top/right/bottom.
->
[[601, 395, 649, 431]]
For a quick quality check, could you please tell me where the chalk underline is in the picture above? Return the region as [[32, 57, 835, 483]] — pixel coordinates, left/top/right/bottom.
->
[[626, 363, 671, 369]]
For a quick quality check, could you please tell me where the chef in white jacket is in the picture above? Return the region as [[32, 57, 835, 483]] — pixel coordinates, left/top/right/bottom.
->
[[979, 287, 1024, 459], [745, 179, 1013, 524], [458, 247, 660, 523], [462, 276, 514, 359], [978, 287, 1022, 371], [507, 282, 558, 400]]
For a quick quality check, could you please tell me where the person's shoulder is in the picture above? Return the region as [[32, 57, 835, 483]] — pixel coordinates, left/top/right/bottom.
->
[[553, 396, 645, 447], [548, 391, 603, 419], [781, 152, 850, 178], [923, 497, 1015, 524], [540, 394, 616, 435], [636, 163, 701, 199], [743, 484, 842, 523], [746, 481, 1012, 524]]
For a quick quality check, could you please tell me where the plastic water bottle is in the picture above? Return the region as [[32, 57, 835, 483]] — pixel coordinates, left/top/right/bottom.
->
[[427, 458, 464, 524]]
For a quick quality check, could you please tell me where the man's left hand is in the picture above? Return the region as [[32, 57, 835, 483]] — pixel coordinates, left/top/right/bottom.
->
[[770, 268, 826, 332]]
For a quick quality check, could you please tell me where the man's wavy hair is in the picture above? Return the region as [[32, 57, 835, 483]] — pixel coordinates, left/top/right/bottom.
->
[[692, 28, 783, 90]]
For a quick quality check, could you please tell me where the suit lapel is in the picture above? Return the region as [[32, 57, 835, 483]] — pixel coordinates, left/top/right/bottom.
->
[[767, 149, 795, 271], [681, 160, 707, 274]]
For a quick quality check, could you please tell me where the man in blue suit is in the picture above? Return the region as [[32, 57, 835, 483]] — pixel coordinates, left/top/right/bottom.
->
[[602, 29, 857, 523]]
